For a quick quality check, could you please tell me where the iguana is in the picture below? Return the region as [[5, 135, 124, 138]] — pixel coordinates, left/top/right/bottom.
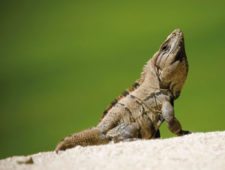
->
[[55, 28, 191, 152]]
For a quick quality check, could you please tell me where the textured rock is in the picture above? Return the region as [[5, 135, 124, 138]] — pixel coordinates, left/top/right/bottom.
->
[[1, 131, 225, 170]]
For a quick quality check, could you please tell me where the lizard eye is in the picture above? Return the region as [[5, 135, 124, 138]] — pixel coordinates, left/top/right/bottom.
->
[[161, 44, 170, 51]]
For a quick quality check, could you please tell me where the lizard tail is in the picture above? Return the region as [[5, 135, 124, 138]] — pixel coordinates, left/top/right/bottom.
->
[[55, 128, 110, 152]]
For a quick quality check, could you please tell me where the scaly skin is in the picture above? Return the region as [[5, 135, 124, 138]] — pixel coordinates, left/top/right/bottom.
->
[[55, 29, 190, 152]]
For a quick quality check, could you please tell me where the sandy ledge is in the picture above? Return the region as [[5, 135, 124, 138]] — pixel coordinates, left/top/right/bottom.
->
[[1, 131, 225, 170]]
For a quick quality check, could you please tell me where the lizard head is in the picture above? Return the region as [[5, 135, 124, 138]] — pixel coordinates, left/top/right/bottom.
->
[[153, 29, 188, 99]]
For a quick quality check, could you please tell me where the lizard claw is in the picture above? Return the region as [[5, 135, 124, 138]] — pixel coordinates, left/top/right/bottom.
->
[[180, 130, 192, 136]]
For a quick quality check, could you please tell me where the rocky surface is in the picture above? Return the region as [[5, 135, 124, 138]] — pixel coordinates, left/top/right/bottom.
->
[[1, 131, 225, 170]]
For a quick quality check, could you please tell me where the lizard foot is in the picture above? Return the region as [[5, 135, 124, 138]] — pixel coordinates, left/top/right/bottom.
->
[[178, 130, 192, 136]]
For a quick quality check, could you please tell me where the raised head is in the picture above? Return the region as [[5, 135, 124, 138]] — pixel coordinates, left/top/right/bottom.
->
[[153, 29, 188, 98]]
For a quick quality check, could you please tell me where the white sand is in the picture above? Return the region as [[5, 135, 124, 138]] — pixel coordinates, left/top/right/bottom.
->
[[1, 131, 225, 170]]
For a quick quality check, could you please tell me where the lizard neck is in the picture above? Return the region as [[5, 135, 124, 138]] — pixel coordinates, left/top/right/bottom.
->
[[132, 57, 174, 100], [131, 59, 160, 99], [141, 57, 160, 89]]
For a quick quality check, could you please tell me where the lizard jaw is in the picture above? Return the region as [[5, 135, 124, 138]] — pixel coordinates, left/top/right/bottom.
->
[[152, 29, 188, 98]]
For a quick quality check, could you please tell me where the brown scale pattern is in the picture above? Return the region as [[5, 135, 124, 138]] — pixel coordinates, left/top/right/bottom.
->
[[101, 81, 141, 118]]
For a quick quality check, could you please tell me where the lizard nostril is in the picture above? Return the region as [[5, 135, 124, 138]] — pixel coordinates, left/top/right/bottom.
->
[[172, 32, 176, 36]]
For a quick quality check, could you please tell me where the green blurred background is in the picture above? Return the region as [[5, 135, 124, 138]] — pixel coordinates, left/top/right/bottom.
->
[[1, 0, 225, 159]]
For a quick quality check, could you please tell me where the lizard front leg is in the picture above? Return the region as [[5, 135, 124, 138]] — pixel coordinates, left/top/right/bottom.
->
[[161, 101, 191, 136]]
